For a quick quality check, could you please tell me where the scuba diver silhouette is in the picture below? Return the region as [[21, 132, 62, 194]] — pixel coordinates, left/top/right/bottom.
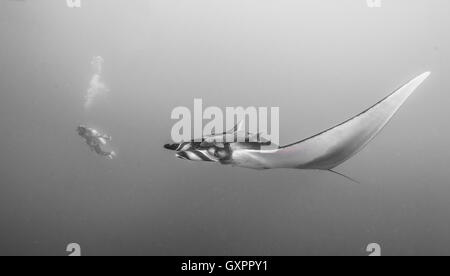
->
[[77, 126, 116, 159]]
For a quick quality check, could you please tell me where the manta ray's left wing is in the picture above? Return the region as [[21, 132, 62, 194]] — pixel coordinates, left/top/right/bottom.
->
[[233, 72, 430, 170]]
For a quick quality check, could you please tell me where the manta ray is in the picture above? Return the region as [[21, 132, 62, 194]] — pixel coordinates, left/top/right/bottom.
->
[[165, 72, 430, 179]]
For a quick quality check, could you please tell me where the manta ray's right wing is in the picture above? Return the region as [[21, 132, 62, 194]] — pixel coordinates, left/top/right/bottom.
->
[[234, 72, 430, 170]]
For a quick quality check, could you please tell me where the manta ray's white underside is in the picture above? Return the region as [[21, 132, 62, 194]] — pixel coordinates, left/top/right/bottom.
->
[[231, 72, 431, 170]]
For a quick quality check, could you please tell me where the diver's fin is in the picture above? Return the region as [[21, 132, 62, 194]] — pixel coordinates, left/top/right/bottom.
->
[[108, 151, 116, 160]]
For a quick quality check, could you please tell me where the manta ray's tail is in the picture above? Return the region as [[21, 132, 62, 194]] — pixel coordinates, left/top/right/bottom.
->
[[252, 72, 431, 170]]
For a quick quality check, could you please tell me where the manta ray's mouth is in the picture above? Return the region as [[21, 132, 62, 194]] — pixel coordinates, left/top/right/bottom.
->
[[164, 143, 180, 151], [175, 151, 188, 160]]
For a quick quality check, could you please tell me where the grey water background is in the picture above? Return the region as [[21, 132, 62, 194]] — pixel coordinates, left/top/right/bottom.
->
[[0, 0, 448, 256]]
